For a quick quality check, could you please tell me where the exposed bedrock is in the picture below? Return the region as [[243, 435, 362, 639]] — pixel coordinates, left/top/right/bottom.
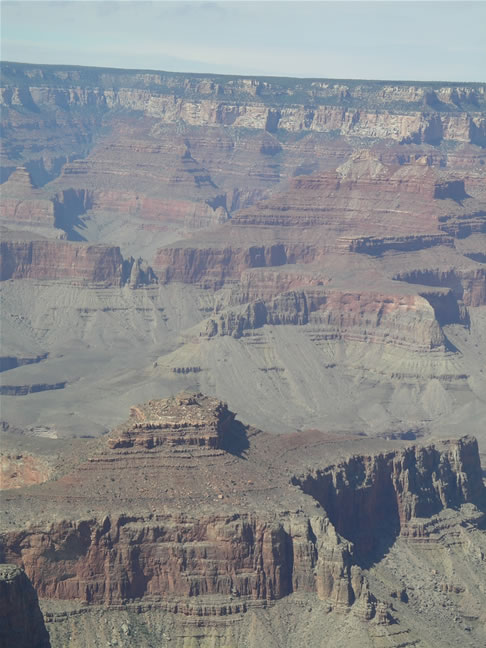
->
[[0, 431, 483, 614], [393, 267, 486, 306], [230, 157, 485, 232], [204, 289, 448, 351], [0, 240, 124, 283], [108, 392, 235, 450], [0, 513, 361, 611], [152, 156, 486, 291], [292, 436, 485, 559], [153, 243, 318, 288], [1, 394, 485, 642], [1, 63, 485, 146], [0, 239, 155, 286], [0, 563, 51, 648]]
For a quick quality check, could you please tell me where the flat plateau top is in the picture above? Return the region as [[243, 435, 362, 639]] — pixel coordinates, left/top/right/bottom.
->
[[0, 392, 467, 530]]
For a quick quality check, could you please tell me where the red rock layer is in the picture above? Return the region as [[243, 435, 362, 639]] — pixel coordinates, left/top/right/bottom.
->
[[153, 243, 318, 288], [0, 395, 484, 616], [0, 240, 124, 284], [230, 159, 479, 234], [0, 454, 52, 490]]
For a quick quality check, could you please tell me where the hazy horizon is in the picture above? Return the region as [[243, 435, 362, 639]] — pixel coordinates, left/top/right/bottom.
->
[[2, 1, 485, 83]]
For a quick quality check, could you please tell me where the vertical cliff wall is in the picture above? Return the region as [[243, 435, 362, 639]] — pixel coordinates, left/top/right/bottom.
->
[[0, 564, 51, 648]]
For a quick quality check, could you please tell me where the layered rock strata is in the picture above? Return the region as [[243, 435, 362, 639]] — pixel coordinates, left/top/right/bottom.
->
[[108, 393, 235, 451], [203, 288, 447, 351], [292, 436, 484, 556], [1, 394, 484, 641], [2, 63, 485, 147], [153, 155, 485, 289], [0, 238, 156, 285], [0, 240, 125, 284]]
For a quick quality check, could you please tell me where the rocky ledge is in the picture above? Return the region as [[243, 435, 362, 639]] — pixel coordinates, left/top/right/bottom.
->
[[1, 393, 485, 646]]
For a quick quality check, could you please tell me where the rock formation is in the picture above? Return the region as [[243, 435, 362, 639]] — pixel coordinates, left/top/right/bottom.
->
[[1, 62, 486, 646], [108, 393, 234, 450], [1, 62, 485, 453], [1, 394, 485, 647], [0, 564, 51, 648], [0, 239, 124, 283]]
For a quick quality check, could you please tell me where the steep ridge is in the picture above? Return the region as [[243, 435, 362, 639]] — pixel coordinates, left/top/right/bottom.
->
[[1, 394, 485, 647], [0, 564, 51, 648]]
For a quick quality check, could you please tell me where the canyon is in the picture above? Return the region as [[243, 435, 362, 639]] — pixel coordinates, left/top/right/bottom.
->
[[1, 394, 486, 647], [1, 62, 486, 647]]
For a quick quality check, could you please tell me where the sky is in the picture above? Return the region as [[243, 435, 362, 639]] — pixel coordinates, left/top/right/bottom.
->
[[1, 1, 485, 82]]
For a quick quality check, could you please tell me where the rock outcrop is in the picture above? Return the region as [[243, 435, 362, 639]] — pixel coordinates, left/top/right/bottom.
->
[[0, 239, 157, 286], [2, 63, 485, 147], [292, 436, 484, 556], [0, 240, 124, 284], [1, 395, 484, 631], [204, 288, 447, 351], [108, 393, 235, 450], [0, 563, 51, 648]]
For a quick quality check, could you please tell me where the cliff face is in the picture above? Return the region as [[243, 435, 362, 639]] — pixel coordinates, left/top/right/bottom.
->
[[0, 238, 158, 286], [1, 63, 485, 147], [292, 436, 484, 556], [393, 267, 486, 307], [204, 289, 447, 351], [0, 240, 124, 284], [0, 564, 51, 648], [4, 439, 481, 608], [1, 395, 484, 625], [153, 243, 317, 288]]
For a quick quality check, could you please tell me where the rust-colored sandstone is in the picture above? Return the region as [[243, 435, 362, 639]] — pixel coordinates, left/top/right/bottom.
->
[[0, 240, 124, 283], [1, 394, 484, 643]]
